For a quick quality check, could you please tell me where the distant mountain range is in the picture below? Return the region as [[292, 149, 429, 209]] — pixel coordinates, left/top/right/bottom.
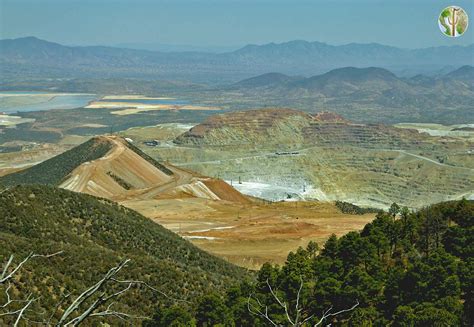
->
[[445, 64, 474, 81], [114, 42, 239, 53], [218, 65, 474, 124], [1, 37, 473, 83], [235, 67, 405, 94], [233, 65, 474, 92]]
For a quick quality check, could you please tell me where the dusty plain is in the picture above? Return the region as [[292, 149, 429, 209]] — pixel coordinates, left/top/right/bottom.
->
[[125, 198, 375, 269]]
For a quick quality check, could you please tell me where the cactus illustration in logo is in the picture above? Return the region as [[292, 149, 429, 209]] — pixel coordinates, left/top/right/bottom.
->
[[439, 6, 469, 37]]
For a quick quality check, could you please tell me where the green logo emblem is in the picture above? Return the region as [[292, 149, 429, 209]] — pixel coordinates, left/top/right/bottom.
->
[[439, 6, 469, 37]]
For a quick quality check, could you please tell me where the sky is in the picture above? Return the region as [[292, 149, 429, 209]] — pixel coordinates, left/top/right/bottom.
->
[[1, 0, 473, 50]]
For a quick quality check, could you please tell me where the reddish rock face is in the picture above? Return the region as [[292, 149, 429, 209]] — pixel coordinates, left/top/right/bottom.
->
[[180, 108, 314, 139], [313, 111, 348, 123], [174, 107, 440, 151]]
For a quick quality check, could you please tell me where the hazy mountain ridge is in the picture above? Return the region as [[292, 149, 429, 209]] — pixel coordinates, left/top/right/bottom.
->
[[444, 65, 474, 81], [222, 66, 474, 123], [234, 72, 303, 88], [1, 37, 473, 82], [235, 66, 474, 90]]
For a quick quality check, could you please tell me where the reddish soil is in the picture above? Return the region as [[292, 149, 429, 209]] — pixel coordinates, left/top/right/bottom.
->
[[202, 179, 251, 204]]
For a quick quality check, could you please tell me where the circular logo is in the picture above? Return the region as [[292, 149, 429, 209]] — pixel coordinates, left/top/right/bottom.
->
[[439, 6, 469, 37]]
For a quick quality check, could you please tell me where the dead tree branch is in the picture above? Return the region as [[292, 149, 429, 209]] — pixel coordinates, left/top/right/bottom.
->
[[88, 302, 149, 321], [57, 259, 131, 326], [56, 259, 185, 326], [1, 254, 175, 326], [248, 276, 359, 326], [1, 251, 63, 284], [266, 278, 295, 325], [1, 251, 62, 326], [313, 300, 359, 326], [110, 278, 191, 304], [247, 294, 278, 326], [13, 296, 37, 327]]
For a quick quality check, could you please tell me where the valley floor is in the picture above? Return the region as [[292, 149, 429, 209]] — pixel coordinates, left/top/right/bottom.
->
[[0, 133, 374, 269], [1, 98, 472, 269], [123, 198, 375, 269]]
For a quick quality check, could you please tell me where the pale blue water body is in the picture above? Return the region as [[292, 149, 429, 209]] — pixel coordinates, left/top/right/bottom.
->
[[0, 92, 98, 113]]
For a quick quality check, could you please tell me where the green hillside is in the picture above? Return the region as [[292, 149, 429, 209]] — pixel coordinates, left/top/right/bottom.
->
[[0, 137, 112, 186], [0, 185, 247, 326]]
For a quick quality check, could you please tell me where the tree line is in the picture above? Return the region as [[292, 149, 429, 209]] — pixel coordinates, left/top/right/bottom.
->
[[146, 199, 473, 326]]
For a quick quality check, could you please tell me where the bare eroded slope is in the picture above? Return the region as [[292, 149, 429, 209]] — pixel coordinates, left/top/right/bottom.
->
[[58, 135, 250, 204]]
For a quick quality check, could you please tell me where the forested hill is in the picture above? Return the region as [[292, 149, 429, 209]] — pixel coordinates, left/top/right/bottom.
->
[[148, 199, 473, 326], [0, 185, 247, 326]]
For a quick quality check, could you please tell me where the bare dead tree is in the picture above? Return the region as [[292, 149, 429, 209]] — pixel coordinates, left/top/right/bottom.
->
[[1, 251, 63, 284], [1, 253, 180, 326], [56, 258, 189, 326], [313, 301, 360, 327], [57, 259, 135, 326], [248, 277, 359, 326], [1, 251, 63, 326], [110, 278, 191, 305]]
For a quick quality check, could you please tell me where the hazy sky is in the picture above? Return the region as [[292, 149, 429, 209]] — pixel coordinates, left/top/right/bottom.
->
[[1, 0, 473, 49]]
